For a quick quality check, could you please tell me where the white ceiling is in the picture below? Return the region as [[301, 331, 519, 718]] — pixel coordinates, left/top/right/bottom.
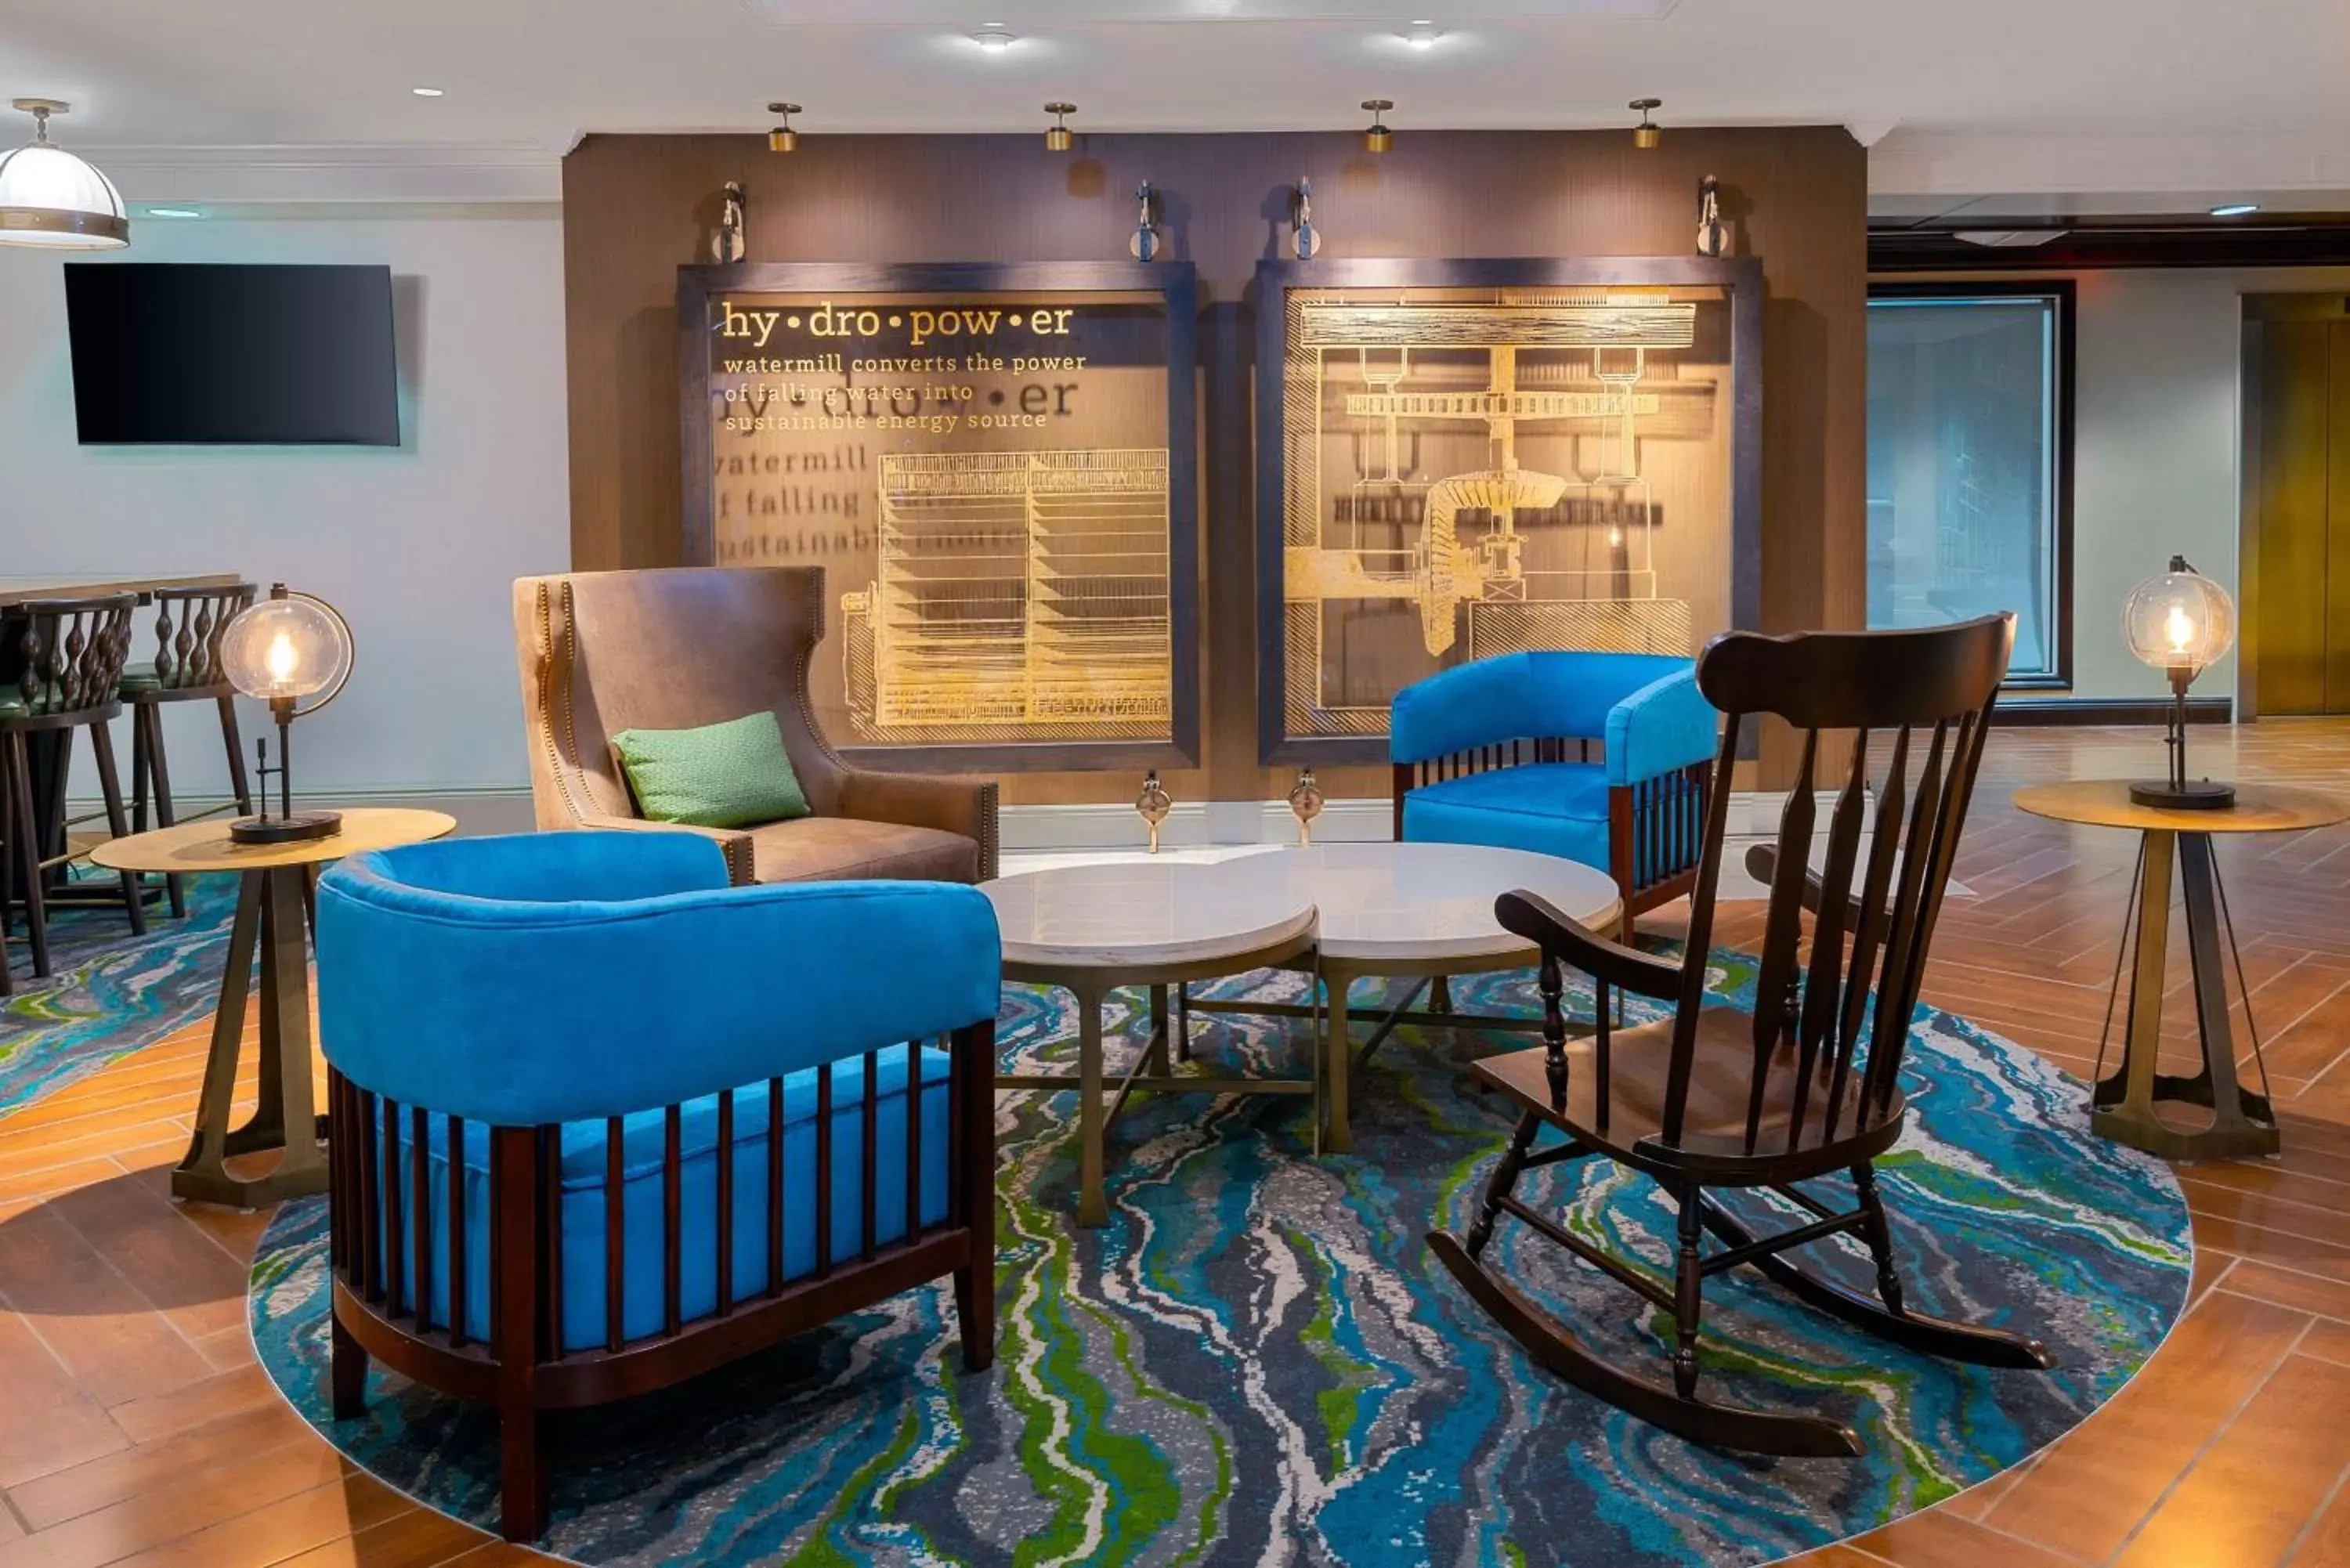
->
[[6, 0, 2348, 205]]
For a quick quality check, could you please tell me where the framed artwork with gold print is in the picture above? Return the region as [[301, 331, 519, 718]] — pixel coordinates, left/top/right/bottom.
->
[[1253, 255, 1762, 764], [680, 260, 1199, 773]]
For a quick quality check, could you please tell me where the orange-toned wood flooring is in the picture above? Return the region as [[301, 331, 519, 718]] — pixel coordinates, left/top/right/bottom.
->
[[2, 723, 2349, 1567]]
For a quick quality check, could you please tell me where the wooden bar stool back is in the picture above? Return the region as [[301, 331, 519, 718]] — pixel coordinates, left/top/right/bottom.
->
[[1, 592, 145, 985], [122, 582, 257, 916]]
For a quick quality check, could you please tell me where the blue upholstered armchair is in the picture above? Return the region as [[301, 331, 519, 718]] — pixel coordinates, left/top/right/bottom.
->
[[314, 831, 1001, 1543], [1391, 651, 1720, 922]]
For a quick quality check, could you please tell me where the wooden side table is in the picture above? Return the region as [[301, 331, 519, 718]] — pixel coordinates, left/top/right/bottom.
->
[[2013, 780, 2348, 1160], [91, 808, 457, 1206]]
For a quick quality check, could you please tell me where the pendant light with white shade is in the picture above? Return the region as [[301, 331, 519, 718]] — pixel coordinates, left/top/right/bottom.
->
[[0, 99, 129, 249]]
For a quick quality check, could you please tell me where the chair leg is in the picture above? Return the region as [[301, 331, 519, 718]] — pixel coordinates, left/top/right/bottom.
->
[[498, 1402, 548, 1542], [1462, 1111, 1540, 1260], [142, 707, 186, 918], [87, 720, 146, 938], [1851, 1162, 1906, 1317], [330, 1311, 371, 1420], [129, 702, 151, 833], [954, 1255, 995, 1373], [0, 739, 13, 997], [1672, 1186, 1704, 1399], [6, 733, 49, 978], [219, 697, 253, 815]]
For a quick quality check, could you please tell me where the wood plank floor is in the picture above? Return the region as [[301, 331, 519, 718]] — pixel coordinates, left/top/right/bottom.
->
[[2, 721, 2348, 1566]]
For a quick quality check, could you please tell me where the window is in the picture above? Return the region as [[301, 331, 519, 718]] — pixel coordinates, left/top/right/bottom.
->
[[1865, 284, 2073, 685]]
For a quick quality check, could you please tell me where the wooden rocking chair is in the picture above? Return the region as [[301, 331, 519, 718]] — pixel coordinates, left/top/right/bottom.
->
[[1430, 614, 2053, 1457]]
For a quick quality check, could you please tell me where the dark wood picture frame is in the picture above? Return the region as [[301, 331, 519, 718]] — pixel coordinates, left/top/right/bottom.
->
[[1252, 255, 1765, 767], [1866, 279, 2077, 692], [677, 260, 1202, 772]]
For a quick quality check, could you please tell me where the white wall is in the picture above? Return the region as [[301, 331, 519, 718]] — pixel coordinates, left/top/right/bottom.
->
[[0, 211, 569, 801], [2060, 266, 2350, 702], [2069, 269, 2250, 700]]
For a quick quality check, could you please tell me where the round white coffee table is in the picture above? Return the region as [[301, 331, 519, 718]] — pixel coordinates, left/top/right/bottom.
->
[[983, 861, 1318, 1226], [1196, 843, 1623, 1152]]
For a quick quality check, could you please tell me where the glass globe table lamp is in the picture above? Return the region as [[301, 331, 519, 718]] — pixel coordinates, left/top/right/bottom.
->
[[2123, 555, 2235, 809], [218, 584, 355, 843]]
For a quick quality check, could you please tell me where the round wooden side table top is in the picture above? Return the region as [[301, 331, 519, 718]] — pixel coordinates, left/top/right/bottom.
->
[[2011, 779, 2350, 835], [89, 807, 457, 873]]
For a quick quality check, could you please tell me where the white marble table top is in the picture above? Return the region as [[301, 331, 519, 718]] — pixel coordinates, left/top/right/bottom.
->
[[1209, 842, 1622, 964], [982, 860, 1318, 973]]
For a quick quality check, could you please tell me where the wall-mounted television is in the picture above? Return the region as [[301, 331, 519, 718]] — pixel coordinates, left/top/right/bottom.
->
[[63, 262, 400, 446]]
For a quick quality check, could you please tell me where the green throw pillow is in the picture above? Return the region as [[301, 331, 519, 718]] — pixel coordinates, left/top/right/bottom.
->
[[610, 711, 812, 829]]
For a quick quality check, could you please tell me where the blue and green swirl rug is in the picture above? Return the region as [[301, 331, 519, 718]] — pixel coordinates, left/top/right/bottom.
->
[[250, 958, 2191, 1566], [1, 873, 238, 1111]]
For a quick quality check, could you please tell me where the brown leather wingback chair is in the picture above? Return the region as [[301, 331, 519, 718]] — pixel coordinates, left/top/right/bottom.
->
[[513, 568, 997, 886]]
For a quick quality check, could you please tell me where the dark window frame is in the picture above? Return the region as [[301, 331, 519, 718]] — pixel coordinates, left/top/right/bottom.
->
[[1866, 279, 2077, 691]]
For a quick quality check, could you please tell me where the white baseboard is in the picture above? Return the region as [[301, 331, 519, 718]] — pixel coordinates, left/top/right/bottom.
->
[[998, 797, 1391, 851], [74, 786, 1867, 863], [998, 790, 1850, 854]]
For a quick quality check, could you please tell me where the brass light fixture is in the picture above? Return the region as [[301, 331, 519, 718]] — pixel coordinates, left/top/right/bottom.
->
[[1629, 98, 1661, 150], [1044, 102, 1077, 153], [1361, 99, 1394, 154], [767, 102, 801, 154]]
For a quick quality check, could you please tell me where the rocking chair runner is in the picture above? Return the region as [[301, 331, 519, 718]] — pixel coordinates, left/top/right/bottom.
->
[[1430, 614, 2052, 1457]]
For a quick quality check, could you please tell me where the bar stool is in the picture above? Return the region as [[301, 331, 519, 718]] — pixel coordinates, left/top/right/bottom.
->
[[121, 582, 255, 917], [0, 593, 145, 986]]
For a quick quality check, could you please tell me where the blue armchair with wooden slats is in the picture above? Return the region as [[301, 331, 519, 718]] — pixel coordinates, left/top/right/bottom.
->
[[1390, 650, 1719, 923], [314, 830, 1000, 1542]]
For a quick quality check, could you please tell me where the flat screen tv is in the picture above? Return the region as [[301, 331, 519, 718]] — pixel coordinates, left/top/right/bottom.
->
[[63, 262, 400, 446]]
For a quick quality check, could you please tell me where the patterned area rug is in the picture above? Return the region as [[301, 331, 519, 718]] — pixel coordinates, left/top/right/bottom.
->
[[0, 873, 238, 1111], [250, 957, 2192, 1567]]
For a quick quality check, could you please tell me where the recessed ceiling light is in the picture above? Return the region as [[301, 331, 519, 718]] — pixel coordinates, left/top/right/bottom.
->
[[1405, 21, 1442, 49], [972, 25, 1018, 52], [410, 85, 445, 98], [2209, 202, 2259, 217], [146, 207, 203, 219]]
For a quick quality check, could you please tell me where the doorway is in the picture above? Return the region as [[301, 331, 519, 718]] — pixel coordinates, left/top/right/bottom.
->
[[2247, 294, 2350, 715]]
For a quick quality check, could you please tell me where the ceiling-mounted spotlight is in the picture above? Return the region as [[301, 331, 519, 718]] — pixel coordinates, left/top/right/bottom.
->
[[0, 99, 128, 250], [1629, 97, 1661, 150], [1362, 99, 1394, 154], [1405, 20, 1441, 49], [768, 102, 801, 153], [973, 23, 1018, 53], [1045, 102, 1077, 153]]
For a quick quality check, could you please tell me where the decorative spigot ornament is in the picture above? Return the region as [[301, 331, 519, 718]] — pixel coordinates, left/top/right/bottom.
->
[[1137, 771, 1173, 853], [1288, 768, 1325, 845]]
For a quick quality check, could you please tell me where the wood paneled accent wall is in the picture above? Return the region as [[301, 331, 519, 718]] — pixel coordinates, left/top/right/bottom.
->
[[562, 128, 1867, 801]]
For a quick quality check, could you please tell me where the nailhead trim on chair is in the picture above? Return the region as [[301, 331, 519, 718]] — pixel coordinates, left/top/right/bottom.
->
[[528, 580, 595, 829]]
